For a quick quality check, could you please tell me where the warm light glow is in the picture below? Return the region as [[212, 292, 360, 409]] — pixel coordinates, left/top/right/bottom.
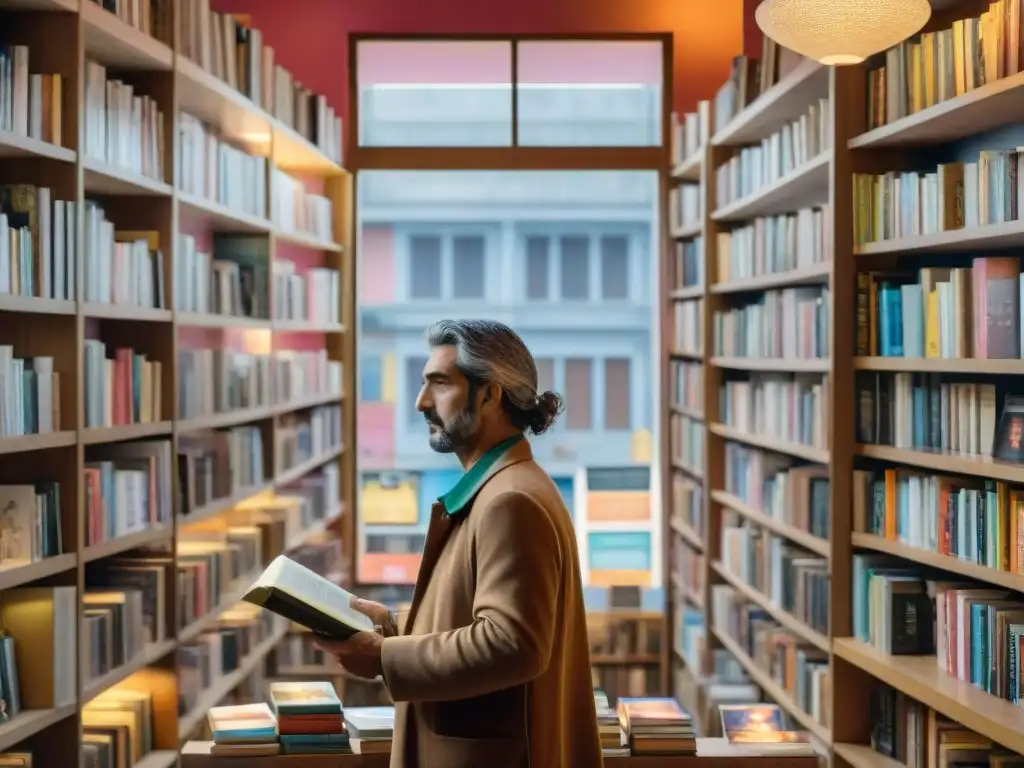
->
[[756, 0, 931, 66]]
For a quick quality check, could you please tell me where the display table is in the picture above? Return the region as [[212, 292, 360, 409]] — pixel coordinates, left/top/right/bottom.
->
[[181, 740, 820, 767]]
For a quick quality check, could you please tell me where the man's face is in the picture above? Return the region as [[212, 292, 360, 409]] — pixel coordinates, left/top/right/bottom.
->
[[415, 346, 480, 454]]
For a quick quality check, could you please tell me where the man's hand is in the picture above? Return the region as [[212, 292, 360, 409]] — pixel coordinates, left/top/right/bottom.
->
[[315, 631, 385, 680], [351, 597, 397, 636]]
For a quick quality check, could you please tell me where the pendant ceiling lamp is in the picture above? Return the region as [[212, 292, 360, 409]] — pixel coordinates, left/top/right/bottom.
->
[[755, 0, 932, 66]]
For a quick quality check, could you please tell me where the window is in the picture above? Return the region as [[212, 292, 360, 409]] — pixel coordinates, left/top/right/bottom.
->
[[452, 235, 486, 298], [604, 358, 631, 429], [600, 235, 629, 299], [559, 236, 589, 300], [535, 357, 555, 393], [525, 236, 549, 300], [565, 358, 592, 430], [409, 236, 442, 298], [361, 354, 383, 402], [405, 356, 428, 426]]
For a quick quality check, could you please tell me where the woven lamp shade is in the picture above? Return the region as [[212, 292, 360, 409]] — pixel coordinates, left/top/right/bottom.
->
[[755, 0, 932, 66]]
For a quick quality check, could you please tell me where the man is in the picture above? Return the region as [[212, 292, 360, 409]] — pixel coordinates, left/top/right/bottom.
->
[[317, 319, 603, 767]]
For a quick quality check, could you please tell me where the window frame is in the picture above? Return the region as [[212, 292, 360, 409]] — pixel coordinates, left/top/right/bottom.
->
[[397, 224, 498, 303]]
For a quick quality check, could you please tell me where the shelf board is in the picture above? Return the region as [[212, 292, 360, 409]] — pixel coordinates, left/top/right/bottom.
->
[[177, 626, 288, 740], [81, 302, 172, 322], [274, 229, 343, 252], [670, 222, 702, 240], [712, 562, 829, 651], [855, 220, 1024, 256], [669, 348, 703, 360], [275, 445, 343, 487], [175, 312, 271, 329], [82, 638, 176, 702], [82, 420, 172, 445], [286, 506, 344, 551], [179, 483, 270, 527], [0, 131, 75, 162], [671, 458, 704, 480], [710, 423, 830, 464], [0, 552, 76, 592], [712, 627, 831, 743], [0, 0, 76, 9], [272, 319, 345, 333], [711, 356, 830, 373], [834, 744, 905, 768], [135, 751, 180, 768], [177, 191, 272, 234], [669, 285, 704, 301], [713, 490, 830, 557], [672, 152, 702, 182], [712, 60, 829, 147], [82, 157, 173, 196], [82, 524, 172, 563], [178, 405, 278, 433], [670, 403, 703, 421], [669, 516, 705, 551], [0, 430, 75, 454], [851, 532, 1024, 593], [855, 356, 1024, 374], [833, 637, 1024, 753], [855, 444, 1024, 483], [0, 705, 76, 752], [712, 152, 830, 222], [80, 1, 173, 70], [711, 262, 831, 294], [0, 295, 76, 315], [849, 69, 1024, 148]]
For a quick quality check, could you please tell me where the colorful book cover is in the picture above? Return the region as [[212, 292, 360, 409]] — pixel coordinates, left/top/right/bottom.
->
[[270, 681, 343, 715], [207, 702, 277, 743]]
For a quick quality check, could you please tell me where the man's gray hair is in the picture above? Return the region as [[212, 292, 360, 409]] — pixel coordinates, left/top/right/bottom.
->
[[425, 319, 564, 435]]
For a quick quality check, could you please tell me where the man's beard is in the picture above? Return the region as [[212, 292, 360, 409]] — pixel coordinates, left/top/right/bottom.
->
[[424, 404, 478, 454]]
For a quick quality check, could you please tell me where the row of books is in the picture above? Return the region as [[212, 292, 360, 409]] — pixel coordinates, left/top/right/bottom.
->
[[0, 346, 60, 437], [270, 169, 333, 242], [713, 286, 831, 360], [715, 207, 830, 285], [854, 371, 1001, 457], [0, 44, 63, 147], [714, 98, 830, 210], [670, 101, 711, 165], [271, 262, 340, 324], [724, 442, 830, 541], [83, 59, 165, 183], [82, 341, 163, 429], [252, 349, 341, 406], [0, 185, 77, 302], [175, 232, 268, 318], [719, 375, 830, 451], [670, 360, 703, 413], [85, 439, 173, 547], [177, 536, 262, 634], [865, 0, 1021, 129], [720, 524, 830, 636], [673, 534, 705, 604], [0, 482, 63, 567], [853, 149, 1020, 246], [670, 412, 704, 477], [178, 349, 272, 422], [673, 237, 703, 291], [672, 474, 704, 540], [90, 0, 169, 40], [177, 0, 343, 164], [83, 204, 165, 309], [670, 184, 701, 232], [854, 468, 1024, 573], [712, 39, 804, 135], [856, 260, 1024, 360], [276, 405, 343, 470], [82, 587, 150, 686], [712, 584, 830, 730], [82, 686, 162, 768], [671, 298, 703, 354], [178, 112, 268, 219]]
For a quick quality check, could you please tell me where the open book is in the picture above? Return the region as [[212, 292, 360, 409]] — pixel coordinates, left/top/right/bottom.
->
[[242, 555, 374, 639]]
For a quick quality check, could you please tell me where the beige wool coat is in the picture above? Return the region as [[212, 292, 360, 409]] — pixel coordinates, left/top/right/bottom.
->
[[379, 440, 604, 768]]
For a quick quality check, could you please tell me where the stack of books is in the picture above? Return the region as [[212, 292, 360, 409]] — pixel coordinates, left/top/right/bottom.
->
[[594, 688, 628, 758], [344, 706, 395, 755], [270, 681, 351, 755], [207, 703, 279, 757], [717, 704, 814, 756], [617, 697, 697, 756]]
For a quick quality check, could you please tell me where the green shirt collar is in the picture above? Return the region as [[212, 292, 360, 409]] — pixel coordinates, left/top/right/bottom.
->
[[438, 435, 524, 516]]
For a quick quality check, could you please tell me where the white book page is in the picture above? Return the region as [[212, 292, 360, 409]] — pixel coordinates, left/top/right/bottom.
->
[[261, 556, 373, 631]]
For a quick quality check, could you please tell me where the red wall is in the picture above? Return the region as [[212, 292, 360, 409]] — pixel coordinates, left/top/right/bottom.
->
[[215, 0, 747, 120]]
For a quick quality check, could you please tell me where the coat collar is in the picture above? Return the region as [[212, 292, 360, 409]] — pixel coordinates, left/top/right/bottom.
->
[[437, 435, 531, 517]]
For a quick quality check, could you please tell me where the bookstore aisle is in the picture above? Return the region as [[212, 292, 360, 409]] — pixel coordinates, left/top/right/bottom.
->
[[0, 0, 356, 765], [665, 3, 1024, 766]]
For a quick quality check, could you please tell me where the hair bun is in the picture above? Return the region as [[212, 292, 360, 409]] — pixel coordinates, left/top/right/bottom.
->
[[527, 391, 564, 436]]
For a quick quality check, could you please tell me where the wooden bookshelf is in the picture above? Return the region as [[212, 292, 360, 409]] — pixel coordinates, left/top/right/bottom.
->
[[0, 1, 353, 766], [665, 4, 1024, 764]]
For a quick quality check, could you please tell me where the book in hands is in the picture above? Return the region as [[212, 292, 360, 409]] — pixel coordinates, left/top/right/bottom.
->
[[242, 555, 374, 639]]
